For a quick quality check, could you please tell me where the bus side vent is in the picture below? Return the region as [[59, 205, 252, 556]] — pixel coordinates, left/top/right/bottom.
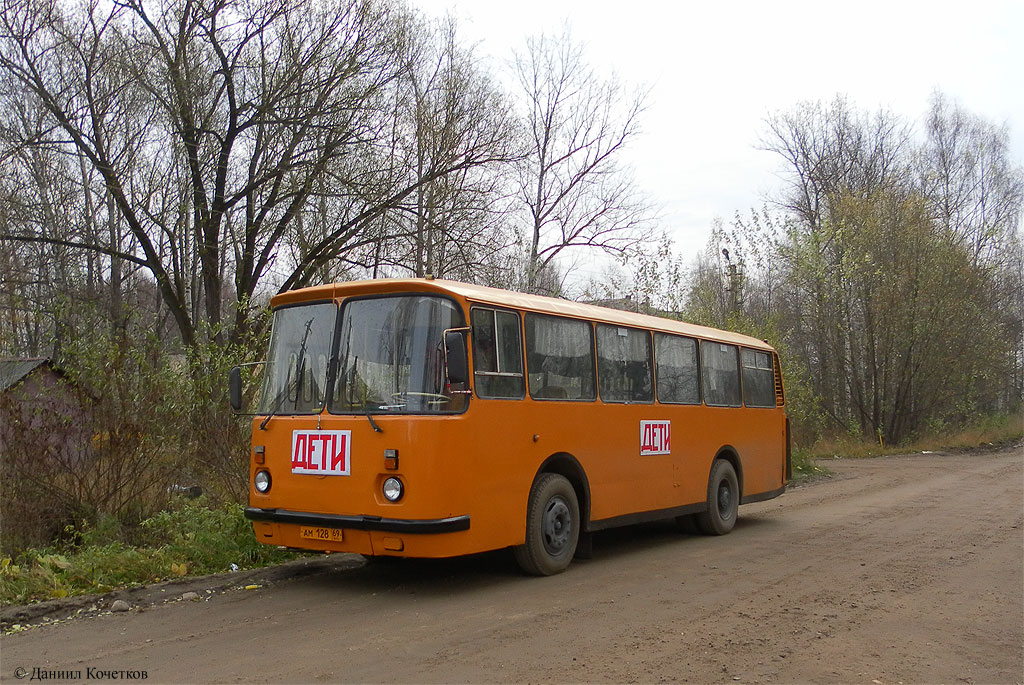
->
[[773, 353, 786, 407]]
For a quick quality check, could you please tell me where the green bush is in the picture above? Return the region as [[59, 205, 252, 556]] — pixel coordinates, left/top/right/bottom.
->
[[140, 499, 290, 568], [1, 315, 256, 555], [0, 501, 297, 606], [790, 447, 829, 481]]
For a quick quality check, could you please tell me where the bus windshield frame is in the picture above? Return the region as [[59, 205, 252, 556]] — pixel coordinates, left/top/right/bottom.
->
[[258, 300, 338, 417], [329, 293, 469, 415]]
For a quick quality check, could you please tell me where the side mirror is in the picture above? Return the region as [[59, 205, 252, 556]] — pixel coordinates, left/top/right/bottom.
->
[[444, 330, 469, 385], [229, 366, 242, 412]]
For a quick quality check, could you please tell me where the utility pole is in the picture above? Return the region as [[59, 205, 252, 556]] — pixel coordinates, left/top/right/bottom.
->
[[722, 249, 743, 314]]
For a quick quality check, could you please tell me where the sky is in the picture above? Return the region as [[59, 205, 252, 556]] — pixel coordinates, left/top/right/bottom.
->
[[413, 0, 1023, 278]]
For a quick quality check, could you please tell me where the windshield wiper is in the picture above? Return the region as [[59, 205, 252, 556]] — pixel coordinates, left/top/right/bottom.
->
[[259, 367, 291, 431], [351, 356, 383, 433], [260, 317, 314, 431]]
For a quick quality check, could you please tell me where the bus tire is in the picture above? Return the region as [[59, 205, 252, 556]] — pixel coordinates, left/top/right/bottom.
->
[[696, 459, 739, 535], [513, 473, 580, 576]]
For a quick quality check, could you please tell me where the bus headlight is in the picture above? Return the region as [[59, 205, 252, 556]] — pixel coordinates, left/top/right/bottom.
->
[[383, 477, 403, 502], [254, 470, 272, 493]]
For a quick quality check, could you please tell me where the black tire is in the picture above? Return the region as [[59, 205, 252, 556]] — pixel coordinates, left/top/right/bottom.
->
[[513, 473, 580, 576], [696, 459, 739, 535]]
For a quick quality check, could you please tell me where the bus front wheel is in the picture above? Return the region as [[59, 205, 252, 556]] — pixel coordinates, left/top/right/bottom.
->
[[513, 473, 580, 576], [697, 459, 739, 535]]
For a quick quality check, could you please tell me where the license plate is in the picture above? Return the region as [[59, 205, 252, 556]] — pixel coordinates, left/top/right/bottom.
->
[[300, 526, 344, 542]]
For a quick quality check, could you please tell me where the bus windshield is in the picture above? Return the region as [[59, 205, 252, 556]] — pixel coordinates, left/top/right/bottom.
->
[[259, 302, 337, 415], [331, 295, 467, 414]]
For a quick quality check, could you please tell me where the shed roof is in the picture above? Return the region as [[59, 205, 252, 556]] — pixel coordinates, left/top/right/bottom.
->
[[0, 358, 54, 392]]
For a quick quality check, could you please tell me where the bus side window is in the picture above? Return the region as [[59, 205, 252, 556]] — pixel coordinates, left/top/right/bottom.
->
[[701, 341, 741, 407], [655, 333, 700, 404], [471, 308, 525, 399], [742, 349, 775, 407], [525, 314, 596, 401], [596, 324, 653, 403]]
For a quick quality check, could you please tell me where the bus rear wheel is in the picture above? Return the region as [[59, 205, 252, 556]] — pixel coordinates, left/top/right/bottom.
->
[[696, 459, 739, 535], [513, 473, 580, 576]]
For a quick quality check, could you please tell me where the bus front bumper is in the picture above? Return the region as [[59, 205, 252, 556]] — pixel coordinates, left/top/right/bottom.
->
[[243, 507, 471, 534]]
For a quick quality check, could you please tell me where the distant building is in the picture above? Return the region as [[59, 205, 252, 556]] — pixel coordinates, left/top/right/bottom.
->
[[1, 358, 62, 394], [585, 296, 683, 320], [1, 359, 100, 552], [0, 358, 94, 465]]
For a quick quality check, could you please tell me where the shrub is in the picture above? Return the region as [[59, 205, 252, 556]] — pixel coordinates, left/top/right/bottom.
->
[[0, 501, 297, 605], [1, 321, 254, 555]]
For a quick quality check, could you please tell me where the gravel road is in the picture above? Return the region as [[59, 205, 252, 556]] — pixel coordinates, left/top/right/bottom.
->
[[2, 447, 1021, 684]]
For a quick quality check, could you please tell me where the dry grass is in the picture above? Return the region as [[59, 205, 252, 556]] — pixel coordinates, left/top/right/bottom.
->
[[806, 414, 1023, 460]]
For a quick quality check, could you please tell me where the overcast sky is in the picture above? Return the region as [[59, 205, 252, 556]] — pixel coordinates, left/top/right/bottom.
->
[[415, 0, 1023, 274]]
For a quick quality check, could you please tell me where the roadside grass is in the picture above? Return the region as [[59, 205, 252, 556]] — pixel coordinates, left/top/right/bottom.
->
[[0, 500, 298, 606], [790, 447, 828, 482], [809, 413, 1022, 460], [790, 413, 1023, 483]]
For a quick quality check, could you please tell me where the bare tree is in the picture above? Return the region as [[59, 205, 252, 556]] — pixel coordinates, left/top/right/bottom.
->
[[759, 97, 912, 423], [380, 11, 521, 281], [1, 0, 525, 348], [921, 91, 1023, 264], [755, 96, 1023, 442], [513, 29, 653, 293], [761, 96, 911, 233], [920, 93, 1024, 413], [0, 83, 119, 355]]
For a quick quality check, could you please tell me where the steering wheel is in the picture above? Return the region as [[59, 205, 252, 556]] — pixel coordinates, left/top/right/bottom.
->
[[391, 391, 449, 406]]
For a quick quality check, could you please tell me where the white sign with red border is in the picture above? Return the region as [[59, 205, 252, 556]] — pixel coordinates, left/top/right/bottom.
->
[[291, 430, 351, 475], [640, 420, 671, 456]]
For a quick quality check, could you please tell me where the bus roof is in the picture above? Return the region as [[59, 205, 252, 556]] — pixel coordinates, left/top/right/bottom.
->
[[271, 278, 775, 351]]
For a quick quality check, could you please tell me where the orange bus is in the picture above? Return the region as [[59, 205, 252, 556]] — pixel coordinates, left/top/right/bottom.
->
[[230, 278, 790, 575]]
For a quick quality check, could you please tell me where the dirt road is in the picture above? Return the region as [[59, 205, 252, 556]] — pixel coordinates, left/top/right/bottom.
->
[[2, 448, 1022, 684]]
